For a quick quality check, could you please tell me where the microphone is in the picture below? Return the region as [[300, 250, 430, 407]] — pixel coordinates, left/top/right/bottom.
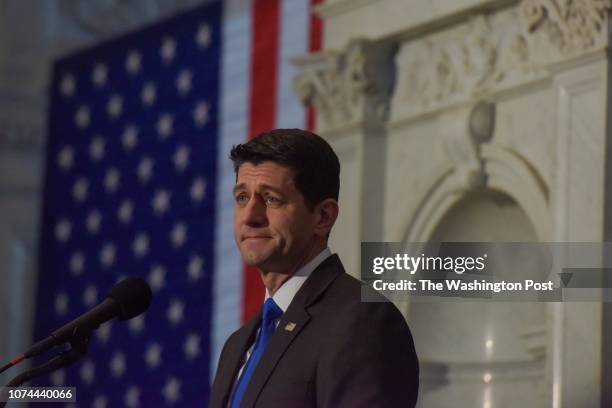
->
[[24, 277, 152, 360]]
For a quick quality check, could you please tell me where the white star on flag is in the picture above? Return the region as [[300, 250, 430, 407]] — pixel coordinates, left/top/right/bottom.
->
[[187, 255, 204, 281], [75, 105, 90, 128], [176, 69, 192, 95], [157, 113, 174, 138], [86, 210, 101, 234], [196, 24, 212, 48], [152, 189, 171, 215], [104, 168, 121, 192], [57, 146, 74, 170], [60, 74, 75, 96], [173, 145, 190, 172], [132, 233, 149, 257], [92, 63, 108, 87], [192, 101, 209, 127], [126, 50, 141, 74], [190, 178, 206, 202], [137, 157, 155, 183], [110, 352, 126, 378], [107, 94, 123, 118], [128, 314, 145, 334], [83, 285, 98, 307], [50, 369, 65, 387], [122, 125, 139, 150], [96, 322, 112, 343], [162, 377, 181, 405], [170, 222, 187, 247], [141, 82, 156, 107], [55, 292, 69, 316], [89, 137, 106, 161], [55, 219, 71, 242], [73, 178, 89, 203], [99, 243, 116, 268], [124, 386, 140, 408], [69, 252, 85, 275], [148, 264, 166, 292], [183, 333, 201, 359], [160, 37, 176, 63], [93, 395, 108, 408], [144, 342, 163, 369], [118, 199, 134, 223], [80, 360, 95, 384], [167, 299, 184, 325]]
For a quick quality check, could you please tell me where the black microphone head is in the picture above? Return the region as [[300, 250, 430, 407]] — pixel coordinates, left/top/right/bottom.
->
[[107, 277, 153, 320]]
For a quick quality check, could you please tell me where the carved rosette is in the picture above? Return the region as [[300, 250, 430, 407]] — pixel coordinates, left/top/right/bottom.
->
[[293, 39, 396, 131]]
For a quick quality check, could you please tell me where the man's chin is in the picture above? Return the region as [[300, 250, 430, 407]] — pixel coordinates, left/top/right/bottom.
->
[[239, 250, 272, 268]]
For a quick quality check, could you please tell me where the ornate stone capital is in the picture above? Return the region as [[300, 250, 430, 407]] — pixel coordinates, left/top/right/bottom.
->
[[292, 39, 396, 132]]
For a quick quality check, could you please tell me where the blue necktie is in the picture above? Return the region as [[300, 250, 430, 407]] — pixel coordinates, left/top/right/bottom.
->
[[230, 298, 283, 408]]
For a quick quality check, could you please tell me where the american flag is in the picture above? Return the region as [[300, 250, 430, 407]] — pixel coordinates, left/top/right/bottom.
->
[[32, 0, 321, 407]]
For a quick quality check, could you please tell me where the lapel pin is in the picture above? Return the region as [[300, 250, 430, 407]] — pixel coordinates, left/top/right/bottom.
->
[[284, 322, 297, 332]]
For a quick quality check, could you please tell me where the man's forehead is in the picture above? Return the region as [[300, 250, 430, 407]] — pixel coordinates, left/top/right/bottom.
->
[[235, 161, 295, 185]]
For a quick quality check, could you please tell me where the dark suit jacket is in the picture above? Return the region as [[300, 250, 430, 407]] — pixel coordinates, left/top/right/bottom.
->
[[209, 254, 419, 407]]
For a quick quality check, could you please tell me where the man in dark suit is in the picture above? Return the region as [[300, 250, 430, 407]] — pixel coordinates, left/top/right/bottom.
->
[[209, 129, 419, 407]]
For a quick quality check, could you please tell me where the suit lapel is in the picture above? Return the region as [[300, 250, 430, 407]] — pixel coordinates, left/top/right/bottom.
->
[[214, 313, 261, 407], [240, 255, 344, 407]]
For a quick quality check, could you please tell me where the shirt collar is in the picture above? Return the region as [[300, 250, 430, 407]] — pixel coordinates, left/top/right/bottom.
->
[[264, 247, 332, 312]]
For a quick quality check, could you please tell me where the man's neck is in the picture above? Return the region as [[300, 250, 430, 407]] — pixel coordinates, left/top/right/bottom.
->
[[261, 242, 327, 296]]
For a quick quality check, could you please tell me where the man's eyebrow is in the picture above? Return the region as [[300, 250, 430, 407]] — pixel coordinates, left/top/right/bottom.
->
[[259, 184, 285, 195], [232, 183, 285, 195], [233, 183, 246, 195]]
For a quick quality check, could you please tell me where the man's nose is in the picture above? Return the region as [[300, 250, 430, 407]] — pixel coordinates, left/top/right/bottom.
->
[[243, 195, 267, 227]]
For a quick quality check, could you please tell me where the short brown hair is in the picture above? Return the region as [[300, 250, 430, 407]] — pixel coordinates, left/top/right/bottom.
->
[[230, 128, 340, 209]]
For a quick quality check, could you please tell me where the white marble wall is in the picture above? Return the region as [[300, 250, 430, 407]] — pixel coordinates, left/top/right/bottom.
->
[[295, 0, 612, 406]]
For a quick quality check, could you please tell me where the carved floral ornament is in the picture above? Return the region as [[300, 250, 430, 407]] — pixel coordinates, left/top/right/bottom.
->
[[520, 0, 612, 52], [294, 0, 612, 127]]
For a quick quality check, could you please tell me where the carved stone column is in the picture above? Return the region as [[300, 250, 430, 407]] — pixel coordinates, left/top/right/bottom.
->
[[293, 39, 396, 277]]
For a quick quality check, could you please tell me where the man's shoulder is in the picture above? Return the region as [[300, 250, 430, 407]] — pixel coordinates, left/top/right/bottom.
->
[[319, 268, 406, 324], [325, 265, 395, 302]]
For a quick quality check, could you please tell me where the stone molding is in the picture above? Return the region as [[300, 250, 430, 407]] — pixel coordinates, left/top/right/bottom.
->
[[58, 0, 203, 38], [294, 0, 612, 128], [392, 0, 612, 121], [315, 0, 381, 19], [0, 120, 44, 150]]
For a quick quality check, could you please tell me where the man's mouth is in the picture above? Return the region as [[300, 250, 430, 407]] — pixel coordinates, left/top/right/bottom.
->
[[243, 236, 270, 241]]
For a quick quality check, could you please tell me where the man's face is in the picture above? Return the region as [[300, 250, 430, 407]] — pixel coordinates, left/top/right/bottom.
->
[[233, 161, 317, 273]]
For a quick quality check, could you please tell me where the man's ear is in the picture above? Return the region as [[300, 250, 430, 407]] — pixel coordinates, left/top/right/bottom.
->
[[314, 198, 339, 238]]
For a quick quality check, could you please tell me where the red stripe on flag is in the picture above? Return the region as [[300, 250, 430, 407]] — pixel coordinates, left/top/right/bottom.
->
[[307, 0, 323, 130], [242, 0, 281, 322]]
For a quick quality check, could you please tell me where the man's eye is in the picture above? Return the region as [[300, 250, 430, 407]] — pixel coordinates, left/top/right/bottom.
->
[[265, 196, 281, 206], [235, 193, 248, 205]]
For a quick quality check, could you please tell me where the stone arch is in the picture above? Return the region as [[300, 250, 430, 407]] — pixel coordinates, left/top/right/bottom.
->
[[401, 144, 552, 407], [402, 143, 550, 243]]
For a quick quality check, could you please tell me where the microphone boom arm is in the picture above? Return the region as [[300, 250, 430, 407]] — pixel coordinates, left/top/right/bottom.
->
[[0, 329, 91, 408]]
